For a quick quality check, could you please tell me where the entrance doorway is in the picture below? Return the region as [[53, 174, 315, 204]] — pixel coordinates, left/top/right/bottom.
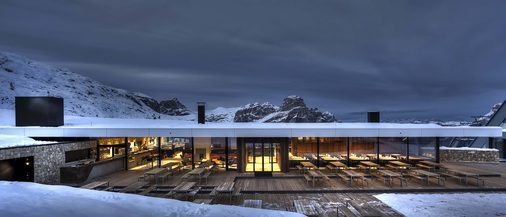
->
[[246, 142, 280, 172]]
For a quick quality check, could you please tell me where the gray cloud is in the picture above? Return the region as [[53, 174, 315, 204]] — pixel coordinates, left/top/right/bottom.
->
[[1, 0, 505, 121]]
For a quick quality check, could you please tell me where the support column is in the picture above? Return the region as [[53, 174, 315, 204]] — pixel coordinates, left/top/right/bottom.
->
[[124, 137, 128, 170], [436, 137, 440, 163], [316, 137, 320, 168], [158, 137, 162, 168], [406, 137, 410, 162], [191, 137, 195, 169], [347, 137, 351, 166], [376, 137, 380, 164]]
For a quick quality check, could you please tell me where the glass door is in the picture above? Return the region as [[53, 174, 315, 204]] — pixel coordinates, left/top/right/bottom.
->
[[246, 142, 279, 172]]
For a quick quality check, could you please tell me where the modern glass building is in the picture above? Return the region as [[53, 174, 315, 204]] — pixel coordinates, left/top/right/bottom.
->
[[1, 122, 501, 174]]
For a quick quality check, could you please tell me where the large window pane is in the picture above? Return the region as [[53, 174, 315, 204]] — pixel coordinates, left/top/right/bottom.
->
[[161, 137, 191, 168], [227, 138, 237, 170], [378, 137, 405, 164], [319, 137, 347, 166], [289, 137, 318, 167], [409, 137, 437, 162], [210, 137, 226, 167], [98, 137, 125, 160], [350, 138, 377, 166]]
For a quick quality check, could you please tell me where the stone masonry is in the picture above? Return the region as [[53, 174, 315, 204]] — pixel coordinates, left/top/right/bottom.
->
[[0, 141, 96, 184], [440, 148, 499, 163]]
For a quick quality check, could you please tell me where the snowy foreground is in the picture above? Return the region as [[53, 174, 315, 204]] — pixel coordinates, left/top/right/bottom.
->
[[1, 182, 506, 217], [0, 181, 303, 217], [375, 192, 506, 217]]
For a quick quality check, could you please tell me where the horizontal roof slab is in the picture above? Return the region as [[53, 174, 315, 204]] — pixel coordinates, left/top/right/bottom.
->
[[0, 123, 502, 138]]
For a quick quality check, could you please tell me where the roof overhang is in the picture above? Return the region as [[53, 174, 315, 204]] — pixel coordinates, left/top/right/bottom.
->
[[0, 123, 502, 138]]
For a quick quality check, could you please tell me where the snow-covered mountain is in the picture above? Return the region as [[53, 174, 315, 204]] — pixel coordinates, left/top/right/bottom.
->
[[209, 96, 337, 123], [1, 52, 336, 123], [471, 101, 504, 126], [261, 96, 337, 123], [0, 52, 192, 120]]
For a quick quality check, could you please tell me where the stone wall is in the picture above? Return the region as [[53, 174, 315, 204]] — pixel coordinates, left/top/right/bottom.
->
[[440, 148, 499, 163], [0, 141, 96, 184]]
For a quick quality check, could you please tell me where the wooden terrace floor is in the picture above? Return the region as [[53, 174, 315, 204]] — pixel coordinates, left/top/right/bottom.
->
[[86, 162, 506, 217]]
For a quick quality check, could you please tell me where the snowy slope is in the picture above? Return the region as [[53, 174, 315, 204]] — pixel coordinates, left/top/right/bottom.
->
[[0, 52, 193, 120], [1, 52, 337, 123], [205, 107, 241, 123]]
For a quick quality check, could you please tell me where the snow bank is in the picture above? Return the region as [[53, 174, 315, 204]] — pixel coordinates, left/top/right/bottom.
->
[[0, 134, 56, 148], [440, 146, 498, 151], [0, 181, 303, 217], [375, 193, 506, 217]]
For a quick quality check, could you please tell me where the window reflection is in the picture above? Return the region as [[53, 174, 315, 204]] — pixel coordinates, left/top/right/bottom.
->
[[349, 138, 377, 165]]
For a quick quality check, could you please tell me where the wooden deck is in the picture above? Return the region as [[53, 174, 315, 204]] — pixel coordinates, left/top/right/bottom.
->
[[82, 162, 506, 217]]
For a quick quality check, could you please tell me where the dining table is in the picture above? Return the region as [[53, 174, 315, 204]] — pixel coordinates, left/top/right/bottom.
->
[[447, 169, 480, 186], [171, 181, 196, 199], [388, 161, 411, 170], [411, 169, 442, 186], [216, 181, 235, 203], [377, 170, 404, 186], [330, 161, 348, 169], [121, 181, 150, 193], [300, 161, 317, 170], [144, 168, 167, 182], [419, 161, 445, 170], [307, 170, 328, 187], [341, 170, 365, 187], [164, 162, 180, 171], [198, 161, 213, 168], [320, 156, 340, 161], [188, 167, 207, 184]]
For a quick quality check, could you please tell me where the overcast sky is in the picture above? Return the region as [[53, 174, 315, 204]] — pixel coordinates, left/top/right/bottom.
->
[[1, 0, 505, 121]]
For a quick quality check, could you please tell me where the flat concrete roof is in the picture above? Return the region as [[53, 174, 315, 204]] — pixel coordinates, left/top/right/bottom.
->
[[0, 122, 502, 138]]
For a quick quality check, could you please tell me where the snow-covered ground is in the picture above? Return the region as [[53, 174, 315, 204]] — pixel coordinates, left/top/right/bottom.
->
[[375, 193, 506, 217], [0, 134, 56, 148], [0, 181, 303, 217], [1, 181, 505, 217]]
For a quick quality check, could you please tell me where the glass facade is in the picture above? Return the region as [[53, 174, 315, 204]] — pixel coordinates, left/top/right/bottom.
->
[[316, 137, 347, 168], [97, 136, 489, 171], [290, 137, 318, 167], [285, 137, 443, 169], [227, 138, 238, 170], [378, 137, 405, 163], [98, 138, 126, 160], [408, 137, 437, 162], [161, 137, 192, 168], [349, 137, 377, 165], [490, 138, 505, 159]]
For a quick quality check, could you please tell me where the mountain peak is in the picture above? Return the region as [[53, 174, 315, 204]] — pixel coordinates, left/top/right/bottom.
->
[[232, 95, 337, 123], [280, 95, 306, 111]]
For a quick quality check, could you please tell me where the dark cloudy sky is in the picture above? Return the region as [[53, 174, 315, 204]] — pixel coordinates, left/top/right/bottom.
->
[[1, 0, 505, 121]]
